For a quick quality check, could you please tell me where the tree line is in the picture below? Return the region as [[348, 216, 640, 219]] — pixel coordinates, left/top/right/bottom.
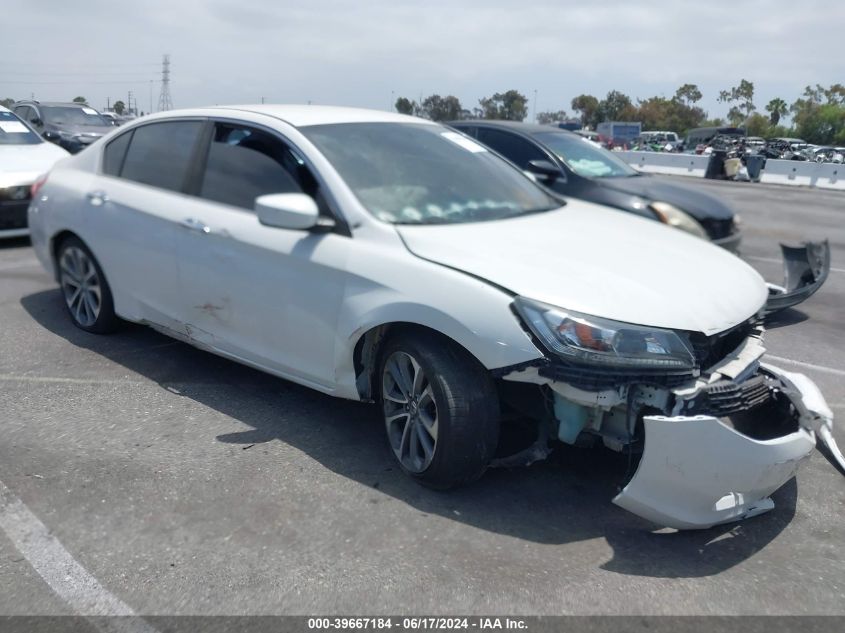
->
[[394, 81, 845, 145], [5, 81, 843, 145]]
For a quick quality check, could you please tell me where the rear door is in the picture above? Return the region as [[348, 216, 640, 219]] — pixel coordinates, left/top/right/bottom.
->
[[173, 119, 351, 389], [91, 119, 206, 331]]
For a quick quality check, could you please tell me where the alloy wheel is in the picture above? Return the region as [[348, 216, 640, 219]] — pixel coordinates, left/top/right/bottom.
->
[[60, 246, 102, 328], [382, 351, 439, 473]]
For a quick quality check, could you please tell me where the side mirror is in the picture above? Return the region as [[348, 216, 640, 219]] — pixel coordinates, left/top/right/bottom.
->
[[43, 130, 60, 141], [32, 118, 43, 127], [526, 159, 562, 182], [255, 193, 319, 230]]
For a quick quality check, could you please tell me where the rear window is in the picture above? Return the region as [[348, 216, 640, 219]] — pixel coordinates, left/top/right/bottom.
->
[[119, 121, 203, 192], [0, 111, 41, 145]]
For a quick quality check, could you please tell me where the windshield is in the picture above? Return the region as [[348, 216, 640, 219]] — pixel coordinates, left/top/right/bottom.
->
[[533, 132, 638, 178], [43, 106, 109, 127], [0, 111, 42, 145], [300, 122, 560, 225]]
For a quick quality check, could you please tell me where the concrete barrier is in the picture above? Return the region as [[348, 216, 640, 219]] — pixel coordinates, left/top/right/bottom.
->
[[616, 151, 844, 191], [618, 151, 709, 177], [813, 163, 845, 191], [758, 159, 818, 187]]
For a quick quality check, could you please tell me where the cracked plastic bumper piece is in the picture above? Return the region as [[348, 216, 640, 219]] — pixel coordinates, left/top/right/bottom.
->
[[613, 364, 834, 529], [764, 240, 830, 315]]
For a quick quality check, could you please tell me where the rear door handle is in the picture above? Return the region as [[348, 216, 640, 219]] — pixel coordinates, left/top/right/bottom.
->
[[179, 218, 211, 234], [86, 190, 109, 206]]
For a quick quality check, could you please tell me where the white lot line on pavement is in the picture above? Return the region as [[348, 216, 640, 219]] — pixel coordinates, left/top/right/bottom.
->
[[0, 479, 159, 633], [0, 373, 145, 385], [0, 259, 41, 272], [745, 255, 845, 274], [767, 355, 845, 378]]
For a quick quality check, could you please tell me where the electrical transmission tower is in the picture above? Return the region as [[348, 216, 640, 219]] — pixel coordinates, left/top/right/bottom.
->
[[157, 54, 173, 111]]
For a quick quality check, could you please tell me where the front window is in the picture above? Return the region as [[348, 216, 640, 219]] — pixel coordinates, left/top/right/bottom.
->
[[301, 122, 559, 225], [0, 111, 41, 145], [533, 132, 638, 178], [42, 106, 110, 127]]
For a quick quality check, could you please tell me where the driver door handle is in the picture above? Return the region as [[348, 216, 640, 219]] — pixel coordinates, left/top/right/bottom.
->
[[179, 218, 211, 234]]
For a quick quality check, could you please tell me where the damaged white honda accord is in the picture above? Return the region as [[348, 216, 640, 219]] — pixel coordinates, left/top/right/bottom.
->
[[27, 105, 842, 529]]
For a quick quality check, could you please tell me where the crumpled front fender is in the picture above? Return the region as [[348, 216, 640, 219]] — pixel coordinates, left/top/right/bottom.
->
[[764, 240, 830, 315], [613, 364, 838, 529]]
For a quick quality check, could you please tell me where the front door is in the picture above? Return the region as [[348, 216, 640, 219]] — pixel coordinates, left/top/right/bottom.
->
[[174, 120, 350, 390]]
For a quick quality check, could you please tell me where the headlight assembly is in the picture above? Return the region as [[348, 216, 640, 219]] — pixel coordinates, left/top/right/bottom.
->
[[514, 297, 695, 370], [650, 202, 708, 239]]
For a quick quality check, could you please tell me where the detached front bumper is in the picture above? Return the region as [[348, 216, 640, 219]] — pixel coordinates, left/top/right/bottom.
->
[[613, 363, 835, 529], [764, 241, 830, 315]]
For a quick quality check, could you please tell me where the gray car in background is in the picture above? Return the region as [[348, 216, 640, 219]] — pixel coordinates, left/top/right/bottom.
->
[[12, 101, 114, 154]]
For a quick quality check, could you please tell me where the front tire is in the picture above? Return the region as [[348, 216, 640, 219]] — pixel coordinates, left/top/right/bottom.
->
[[379, 331, 500, 489], [57, 236, 119, 334]]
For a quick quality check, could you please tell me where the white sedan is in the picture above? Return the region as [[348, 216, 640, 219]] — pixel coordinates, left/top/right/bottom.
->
[[27, 105, 842, 529], [1, 106, 69, 238]]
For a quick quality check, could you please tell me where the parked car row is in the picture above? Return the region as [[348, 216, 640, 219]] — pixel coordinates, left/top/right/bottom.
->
[[20, 104, 842, 530], [688, 132, 844, 163]]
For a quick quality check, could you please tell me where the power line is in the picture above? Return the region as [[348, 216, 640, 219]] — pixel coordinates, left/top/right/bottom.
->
[[0, 71, 158, 77], [1, 62, 159, 69], [0, 80, 156, 85]]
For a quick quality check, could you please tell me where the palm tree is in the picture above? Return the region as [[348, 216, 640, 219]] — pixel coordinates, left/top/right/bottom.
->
[[766, 98, 788, 126]]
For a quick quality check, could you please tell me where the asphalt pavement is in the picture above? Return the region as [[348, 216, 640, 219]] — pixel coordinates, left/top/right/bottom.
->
[[1, 179, 844, 617]]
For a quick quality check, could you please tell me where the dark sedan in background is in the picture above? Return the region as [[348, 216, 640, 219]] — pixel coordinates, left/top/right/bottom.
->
[[12, 101, 115, 154], [449, 121, 741, 252]]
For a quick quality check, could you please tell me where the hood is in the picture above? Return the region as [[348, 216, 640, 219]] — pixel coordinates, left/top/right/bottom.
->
[[396, 200, 767, 336], [597, 174, 734, 221], [0, 142, 70, 187], [47, 123, 113, 139]]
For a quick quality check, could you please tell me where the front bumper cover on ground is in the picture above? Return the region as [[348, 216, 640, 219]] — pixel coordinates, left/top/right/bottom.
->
[[764, 240, 830, 315], [613, 363, 839, 529]]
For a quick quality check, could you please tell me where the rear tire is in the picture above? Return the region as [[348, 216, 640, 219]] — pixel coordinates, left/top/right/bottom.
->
[[379, 330, 500, 489], [57, 236, 119, 334]]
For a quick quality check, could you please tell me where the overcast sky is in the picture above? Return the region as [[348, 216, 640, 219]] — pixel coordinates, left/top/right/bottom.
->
[[3, 0, 842, 122]]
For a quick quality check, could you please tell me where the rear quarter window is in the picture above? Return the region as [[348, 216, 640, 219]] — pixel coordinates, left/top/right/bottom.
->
[[102, 130, 133, 176]]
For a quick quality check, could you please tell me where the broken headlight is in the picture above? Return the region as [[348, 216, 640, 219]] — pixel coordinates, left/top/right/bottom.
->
[[514, 298, 695, 369], [650, 202, 708, 239]]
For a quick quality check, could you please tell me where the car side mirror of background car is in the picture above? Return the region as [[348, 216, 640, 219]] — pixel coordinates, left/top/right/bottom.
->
[[42, 130, 60, 141], [526, 159, 562, 182], [254, 193, 320, 230]]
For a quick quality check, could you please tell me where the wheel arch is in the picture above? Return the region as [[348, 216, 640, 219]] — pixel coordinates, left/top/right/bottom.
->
[[352, 322, 473, 402], [50, 229, 84, 281], [350, 318, 532, 402]]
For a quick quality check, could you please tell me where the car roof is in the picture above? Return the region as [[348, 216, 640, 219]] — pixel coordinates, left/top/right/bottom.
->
[[16, 101, 92, 108], [141, 104, 430, 128], [449, 119, 575, 136]]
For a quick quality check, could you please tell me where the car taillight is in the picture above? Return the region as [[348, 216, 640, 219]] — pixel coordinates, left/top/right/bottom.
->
[[30, 173, 49, 199]]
